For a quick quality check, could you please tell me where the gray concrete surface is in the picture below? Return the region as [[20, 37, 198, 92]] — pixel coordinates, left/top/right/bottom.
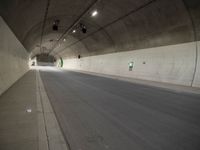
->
[[39, 67, 200, 150], [0, 16, 29, 95], [0, 70, 69, 150], [36, 70, 69, 150], [65, 68, 200, 95], [62, 41, 200, 87], [0, 71, 37, 150]]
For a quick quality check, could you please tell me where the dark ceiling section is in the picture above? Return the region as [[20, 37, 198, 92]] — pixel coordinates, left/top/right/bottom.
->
[[0, 0, 47, 48], [183, 0, 200, 40], [36, 53, 56, 63], [0, 0, 200, 59]]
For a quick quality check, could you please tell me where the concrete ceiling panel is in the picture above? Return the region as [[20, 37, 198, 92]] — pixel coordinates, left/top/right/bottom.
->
[[0, 0, 199, 59]]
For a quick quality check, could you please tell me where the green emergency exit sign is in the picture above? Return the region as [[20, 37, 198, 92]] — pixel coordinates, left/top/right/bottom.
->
[[129, 62, 134, 71]]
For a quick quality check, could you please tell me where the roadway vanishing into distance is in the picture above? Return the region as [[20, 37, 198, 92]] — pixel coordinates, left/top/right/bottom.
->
[[40, 68, 200, 150]]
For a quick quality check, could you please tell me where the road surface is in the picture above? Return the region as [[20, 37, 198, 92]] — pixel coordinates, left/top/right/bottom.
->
[[39, 68, 200, 150]]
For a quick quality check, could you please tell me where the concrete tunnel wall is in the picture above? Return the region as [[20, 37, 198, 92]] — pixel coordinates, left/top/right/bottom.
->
[[59, 0, 200, 88], [62, 41, 200, 87], [1, 0, 200, 88], [0, 16, 29, 95]]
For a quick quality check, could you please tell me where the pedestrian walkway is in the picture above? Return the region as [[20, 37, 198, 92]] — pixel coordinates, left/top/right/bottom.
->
[[0, 70, 68, 150], [0, 70, 38, 150]]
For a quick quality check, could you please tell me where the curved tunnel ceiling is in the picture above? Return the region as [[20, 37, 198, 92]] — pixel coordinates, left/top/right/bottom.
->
[[0, 0, 200, 59]]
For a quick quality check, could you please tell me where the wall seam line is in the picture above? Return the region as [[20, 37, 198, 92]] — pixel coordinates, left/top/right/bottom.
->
[[182, 0, 198, 87]]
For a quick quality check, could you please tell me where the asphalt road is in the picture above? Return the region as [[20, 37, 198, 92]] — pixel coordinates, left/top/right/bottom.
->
[[40, 68, 200, 150]]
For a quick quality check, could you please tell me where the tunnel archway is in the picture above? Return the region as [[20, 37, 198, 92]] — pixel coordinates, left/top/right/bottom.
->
[[0, 0, 200, 87], [1, 1, 200, 150]]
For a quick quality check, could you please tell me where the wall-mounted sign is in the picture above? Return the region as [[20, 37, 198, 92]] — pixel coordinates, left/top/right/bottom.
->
[[129, 62, 134, 71]]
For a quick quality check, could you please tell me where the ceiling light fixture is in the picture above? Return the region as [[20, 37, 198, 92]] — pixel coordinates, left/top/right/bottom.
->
[[91, 10, 98, 17], [26, 109, 32, 113], [52, 19, 60, 31], [63, 38, 66, 42], [72, 29, 76, 33], [80, 23, 87, 34]]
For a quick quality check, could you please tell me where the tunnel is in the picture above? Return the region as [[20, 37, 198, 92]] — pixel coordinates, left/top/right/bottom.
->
[[0, 0, 200, 149]]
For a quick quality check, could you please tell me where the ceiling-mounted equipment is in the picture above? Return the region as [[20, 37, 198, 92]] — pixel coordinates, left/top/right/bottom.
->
[[53, 19, 60, 31], [80, 23, 87, 34]]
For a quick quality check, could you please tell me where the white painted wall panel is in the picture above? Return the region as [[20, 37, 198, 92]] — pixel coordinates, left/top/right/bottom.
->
[[63, 42, 199, 87], [0, 17, 29, 95], [192, 41, 200, 87]]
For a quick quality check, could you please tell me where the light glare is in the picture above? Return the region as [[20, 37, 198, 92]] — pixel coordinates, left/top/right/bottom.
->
[[26, 109, 32, 113], [91, 10, 98, 17]]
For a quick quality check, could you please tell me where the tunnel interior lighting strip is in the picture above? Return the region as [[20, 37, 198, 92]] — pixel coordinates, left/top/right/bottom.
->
[[48, 0, 99, 55], [53, 0, 157, 57]]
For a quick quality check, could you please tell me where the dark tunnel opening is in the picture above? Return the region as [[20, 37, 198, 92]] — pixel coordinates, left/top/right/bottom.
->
[[35, 53, 56, 66]]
